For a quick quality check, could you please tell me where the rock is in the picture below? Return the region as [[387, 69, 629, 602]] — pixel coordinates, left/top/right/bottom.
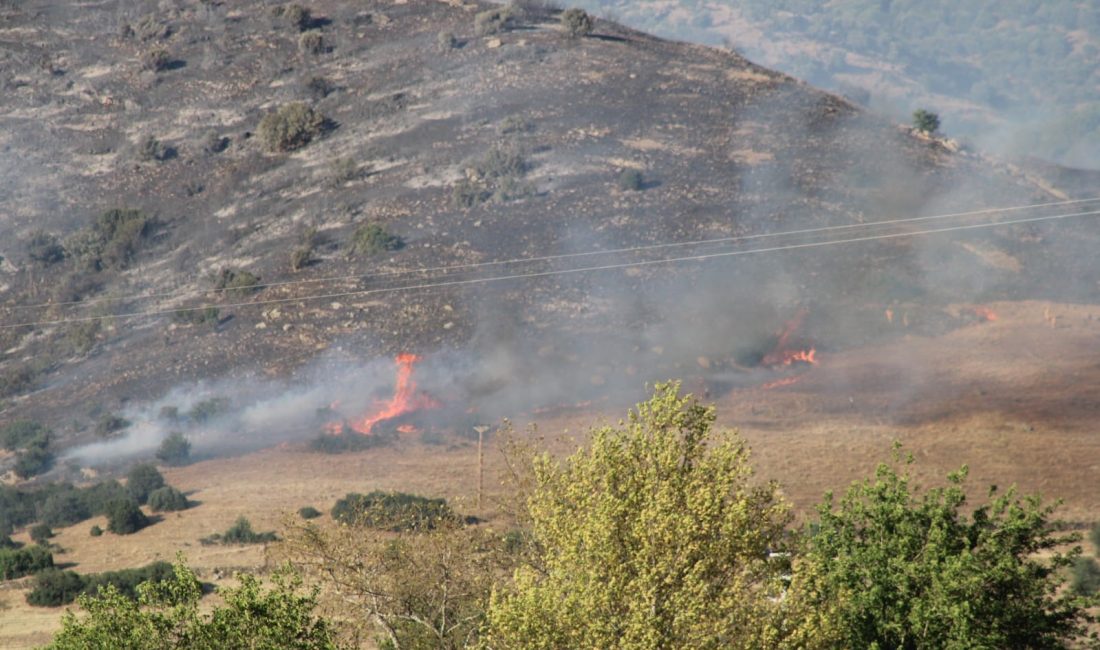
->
[[486, 38, 502, 49]]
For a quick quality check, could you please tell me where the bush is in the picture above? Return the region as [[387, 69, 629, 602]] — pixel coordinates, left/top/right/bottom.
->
[[186, 397, 229, 423], [475, 7, 516, 36], [68, 208, 152, 271], [330, 491, 456, 531], [137, 134, 170, 161], [212, 268, 261, 298], [1090, 521, 1100, 554], [89, 525, 103, 537], [298, 30, 325, 55], [79, 480, 129, 517], [298, 506, 322, 520], [0, 545, 53, 579], [132, 14, 170, 41], [303, 75, 334, 100], [1070, 557, 1100, 596], [41, 491, 92, 528], [257, 103, 327, 152], [560, 8, 593, 38], [203, 516, 277, 545], [126, 464, 165, 505], [328, 156, 359, 186], [141, 47, 170, 72], [14, 441, 53, 479], [63, 320, 101, 356], [25, 568, 84, 606], [155, 432, 191, 466], [94, 413, 130, 438], [308, 430, 394, 453], [172, 306, 221, 326], [348, 223, 403, 257], [105, 499, 149, 535], [25, 230, 65, 265], [147, 486, 189, 513], [437, 31, 458, 51], [29, 523, 53, 546], [913, 108, 941, 133], [274, 3, 312, 31], [0, 364, 36, 398], [617, 168, 644, 191], [0, 420, 47, 451], [290, 247, 313, 272]]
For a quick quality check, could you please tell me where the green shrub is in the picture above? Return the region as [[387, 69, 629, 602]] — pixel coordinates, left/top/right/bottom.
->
[[298, 30, 324, 55], [14, 440, 53, 479], [141, 47, 170, 72], [304, 75, 334, 100], [68, 208, 152, 271], [0, 420, 47, 451], [257, 103, 327, 152], [105, 499, 149, 535], [79, 480, 130, 517], [137, 134, 169, 160], [30, 523, 53, 546], [475, 7, 517, 36], [298, 506, 322, 520], [454, 144, 533, 207], [437, 31, 458, 51], [63, 320, 101, 356], [25, 230, 65, 265], [147, 486, 189, 513], [0, 364, 36, 398], [41, 491, 92, 528], [25, 561, 174, 607], [308, 430, 394, 453], [155, 432, 191, 466], [26, 568, 86, 606], [172, 306, 221, 326], [186, 397, 229, 423], [1071, 557, 1100, 596], [330, 491, 456, 531], [89, 525, 103, 537], [560, 8, 593, 38], [476, 144, 528, 179], [618, 168, 644, 191], [1090, 521, 1100, 554], [274, 3, 311, 31], [203, 516, 277, 545], [126, 464, 165, 505], [212, 268, 261, 297], [913, 108, 941, 133], [328, 156, 359, 186], [0, 545, 53, 579], [94, 413, 130, 438], [132, 14, 170, 41], [348, 223, 404, 257], [290, 247, 313, 272]]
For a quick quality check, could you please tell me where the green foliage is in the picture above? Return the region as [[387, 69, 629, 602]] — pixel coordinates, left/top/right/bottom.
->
[[290, 246, 314, 271], [172, 306, 221, 326], [274, 3, 312, 31], [137, 133, 169, 160], [298, 30, 325, 55], [155, 431, 191, 466], [203, 516, 277, 546], [25, 230, 66, 265], [30, 523, 53, 545], [1090, 521, 1100, 554], [348, 223, 403, 257], [89, 525, 103, 537], [912, 108, 941, 133], [126, 463, 165, 504], [560, 8, 593, 38], [212, 267, 261, 298], [147, 486, 189, 513], [14, 438, 53, 479], [186, 397, 230, 423], [308, 430, 394, 453], [796, 450, 1097, 649], [485, 382, 819, 648], [0, 545, 53, 580], [328, 156, 359, 186], [437, 30, 458, 51], [63, 208, 151, 271], [41, 490, 92, 528], [105, 499, 150, 535], [617, 168, 644, 191], [297, 506, 322, 520], [258, 102, 327, 152], [0, 363, 37, 398], [45, 560, 341, 649], [475, 7, 517, 36], [94, 413, 130, 438], [27, 561, 175, 607], [63, 319, 101, 356], [140, 48, 170, 73], [0, 419, 47, 451], [1071, 557, 1100, 597], [453, 143, 533, 207], [131, 14, 170, 41], [330, 491, 456, 531]]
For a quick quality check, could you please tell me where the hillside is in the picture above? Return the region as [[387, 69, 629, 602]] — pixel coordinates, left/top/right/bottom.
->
[[572, 0, 1100, 168], [0, 0, 1098, 469]]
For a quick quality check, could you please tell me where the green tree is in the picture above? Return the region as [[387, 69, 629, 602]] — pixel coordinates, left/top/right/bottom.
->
[[560, 8, 594, 38], [105, 499, 150, 535], [155, 432, 191, 466], [147, 486, 189, 513], [795, 449, 1098, 649], [126, 463, 165, 504], [484, 382, 828, 649], [912, 108, 941, 133], [45, 559, 342, 649]]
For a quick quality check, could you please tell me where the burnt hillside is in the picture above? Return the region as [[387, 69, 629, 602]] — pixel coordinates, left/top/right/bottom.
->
[[0, 0, 1097, 458]]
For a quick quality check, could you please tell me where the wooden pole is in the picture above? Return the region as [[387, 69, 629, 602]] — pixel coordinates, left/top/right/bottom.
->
[[474, 425, 489, 514]]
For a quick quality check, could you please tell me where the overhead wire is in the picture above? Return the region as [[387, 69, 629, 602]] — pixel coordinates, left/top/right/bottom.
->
[[8, 196, 1099, 312], [3, 205, 1098, 331]]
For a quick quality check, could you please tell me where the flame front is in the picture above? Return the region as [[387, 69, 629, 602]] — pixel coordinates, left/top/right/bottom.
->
[[761, 309, 817, 367], [346, 353, 439, 435]]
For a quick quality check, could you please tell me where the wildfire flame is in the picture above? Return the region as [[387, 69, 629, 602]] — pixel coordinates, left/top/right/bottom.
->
[[326, 354, 440, 436], [967, 306, 998, 323], [761, 308, 817, 367], [761, 376, 802, 390]]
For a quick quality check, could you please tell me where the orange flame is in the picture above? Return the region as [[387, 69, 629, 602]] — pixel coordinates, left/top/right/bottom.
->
[[762, 376, 802, 390], [761, 309, 817, 367], [346, 353, 440, 435], [968, 306, 998, 323]]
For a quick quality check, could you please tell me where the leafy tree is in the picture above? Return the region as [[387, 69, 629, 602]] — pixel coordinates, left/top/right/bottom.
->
[[44, 559, 342, 649], [297, 506, 322, 520], [13, 439, 53, 479], [203, 516, 277, 545], [912, 108, 941, 133], [0, 419, 47, 450], [126, 463, 165, 504], [26, 568, 86, 607], [42, 490, 92, 528], [0, 545, 54, 579], [155, 431, 191, 466], [26, 230, 66, 265], [147, 486, 189, 513], [560, 8, 594, 38], [105, 499, 150, 535], [258, 102, 327, 152], [484, 382, 827, 649], [330, 491, 454, 530], [795, 449, 1098, 649], [1070, 557, 1100, 597], [30, 523, 54, 546], [348, 223, 403, 257]]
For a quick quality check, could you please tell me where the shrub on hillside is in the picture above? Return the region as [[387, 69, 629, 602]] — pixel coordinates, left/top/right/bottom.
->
[[155, 431, 191, 466], [437, 31, 458, 51], [298, 506, 322, 520], [14, 440, 53, 479], [147, 486, 189, 513], [186, 397, 230, 423], [131, 14, 170, 41], [290, 246, 313, 272], [26, 568, 86, 607], [25, 230, 66, 265], [94, 413, 130, 438], [258, 103, 327, 152], [79, 480, 130, 516], [298, 30, 325, 55], [560, 8, 593, 38], [1090, 521, 1100, 554], [0, 420, 47, 451], [105, 499, 149, 535], [126, 463, 165, 504], [618, 168, 644, 191], [30, 523, 53, 546], [89, 525, 103, 537], [273, 3, 312, 31], [25, 561, 174, 607], [1071, 557, 1100, 596], [308, 430, 395, 453], [475, 7, 517, 36], [212, 268, 261, 297], [330, 491, 456, 531], [41, 491, 92, 528], [67, 208, 151, 271], [0, 364, 36, 398], [913, 108, 941, 133], [202, 516, 277, 545], [348, 223, 403, 257], [0, 545, 53, 580], [140, 47, 171, 73], [171, 306, 220, 326]]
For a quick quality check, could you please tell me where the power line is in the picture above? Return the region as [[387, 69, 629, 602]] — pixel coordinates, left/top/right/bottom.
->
[[10, 196, 1099, 312], [4, 206, 1097, 331]]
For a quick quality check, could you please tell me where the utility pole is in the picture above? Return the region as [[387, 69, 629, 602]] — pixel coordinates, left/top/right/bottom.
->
[[474, 425, 490, 514]]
